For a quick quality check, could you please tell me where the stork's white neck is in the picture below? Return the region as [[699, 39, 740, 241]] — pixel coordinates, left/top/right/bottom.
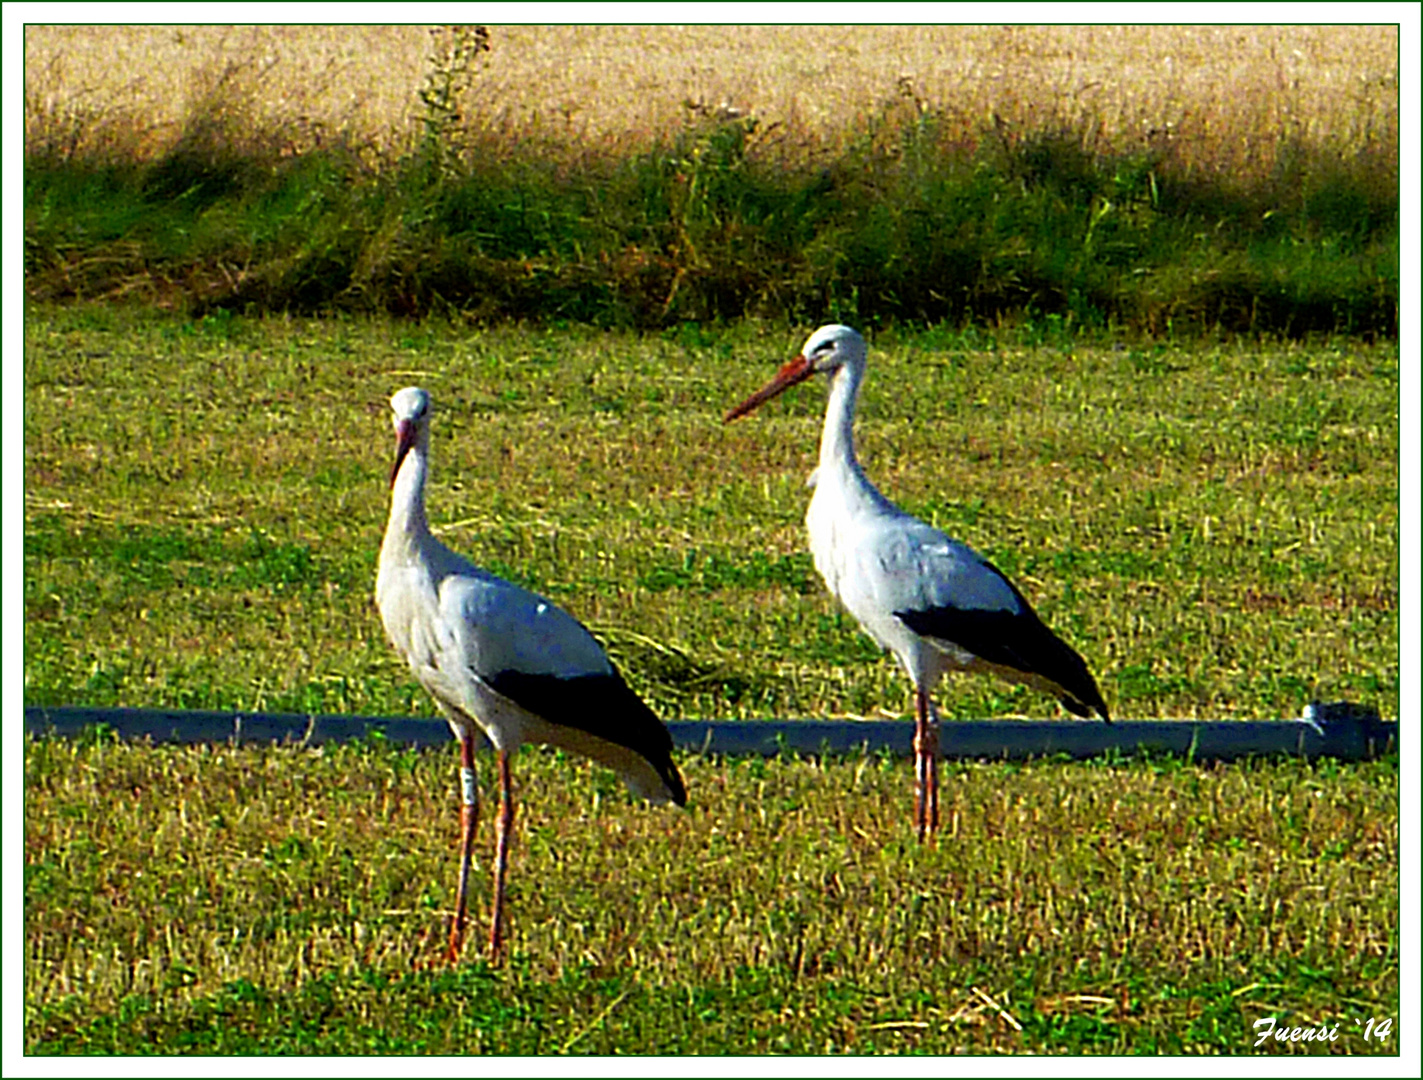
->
[[384, 429, 431, 555], [814, 353, 901, 522], [819, 357, 866, 478]]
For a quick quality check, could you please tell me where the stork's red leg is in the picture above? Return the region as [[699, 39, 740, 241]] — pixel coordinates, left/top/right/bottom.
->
[[920, 688, 940, 836], [447, 735, 479, 963], [488, 748, 515, 959], [914, 687, 940, 841]]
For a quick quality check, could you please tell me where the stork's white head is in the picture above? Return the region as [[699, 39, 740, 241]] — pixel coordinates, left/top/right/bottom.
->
[[724, 324, 867, 423], [389, 386, 431, 487]]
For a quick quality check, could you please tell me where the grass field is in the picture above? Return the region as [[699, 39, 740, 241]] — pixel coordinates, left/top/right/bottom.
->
[[21, 305, 1400, 1053], [22, 734, 1401, 1054], [23, 307, 1398, 723]]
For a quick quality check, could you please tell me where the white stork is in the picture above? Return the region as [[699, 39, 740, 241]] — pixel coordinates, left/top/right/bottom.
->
[[376, 387, 687, 960], [724, 325, 1108, 840]]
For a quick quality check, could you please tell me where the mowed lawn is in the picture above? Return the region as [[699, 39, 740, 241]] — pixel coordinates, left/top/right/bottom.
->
[[22, 306, 1399, 1053], [23, 736, 1400, 1055], [23, 306, 1397, 722]]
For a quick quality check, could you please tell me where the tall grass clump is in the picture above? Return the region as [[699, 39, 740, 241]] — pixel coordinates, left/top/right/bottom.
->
[[24, 25, 1398, 336]]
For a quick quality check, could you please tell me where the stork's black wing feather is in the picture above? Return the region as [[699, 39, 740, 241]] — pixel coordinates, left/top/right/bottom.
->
[[485, 668, 688, 804], [894, 576, 1109, 722]]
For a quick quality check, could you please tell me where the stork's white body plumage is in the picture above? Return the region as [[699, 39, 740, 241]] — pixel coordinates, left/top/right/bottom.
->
[[727, 326, 1108, 839], [377, 387, 685, 960]]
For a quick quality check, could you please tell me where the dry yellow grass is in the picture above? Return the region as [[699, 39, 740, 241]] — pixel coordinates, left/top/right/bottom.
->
[[25, 23, 1398, 177]]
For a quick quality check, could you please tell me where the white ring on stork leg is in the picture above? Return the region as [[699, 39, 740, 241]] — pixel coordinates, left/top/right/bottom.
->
[[461, 767, 477, 807]]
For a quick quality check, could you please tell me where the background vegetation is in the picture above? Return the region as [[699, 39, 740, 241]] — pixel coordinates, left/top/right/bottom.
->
[[23, 25, 1399, 334]]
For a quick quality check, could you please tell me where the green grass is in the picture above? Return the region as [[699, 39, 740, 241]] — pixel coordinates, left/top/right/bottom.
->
[[22, 305, 1398, 1053], [23, 735, 1399, 1055], [23, 306, 1398, 722], [23, 101, 1398, 335]]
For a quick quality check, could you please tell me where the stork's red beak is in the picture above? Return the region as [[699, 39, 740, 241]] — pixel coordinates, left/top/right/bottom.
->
[[723, 354, 816, 423], [390, 419, 415, 487]]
